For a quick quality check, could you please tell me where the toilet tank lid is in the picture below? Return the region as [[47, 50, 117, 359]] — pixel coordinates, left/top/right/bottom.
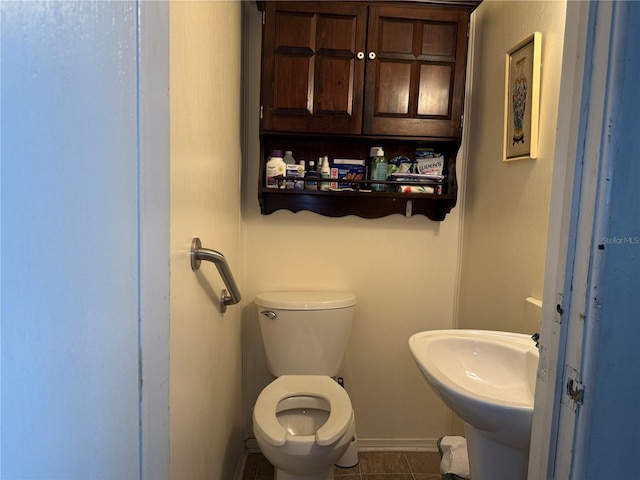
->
[[255, 291, 356, 310]]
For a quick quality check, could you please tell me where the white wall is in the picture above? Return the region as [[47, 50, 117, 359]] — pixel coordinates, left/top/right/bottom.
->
[[241, 3, 464, 448], [457, 0, 567, 334], [170, 2, 244, 477]]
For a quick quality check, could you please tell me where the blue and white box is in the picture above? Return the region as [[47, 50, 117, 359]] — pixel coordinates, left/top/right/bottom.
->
[[330, 159, 366, 189]]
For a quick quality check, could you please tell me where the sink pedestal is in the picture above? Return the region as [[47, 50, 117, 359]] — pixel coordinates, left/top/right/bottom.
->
[[408, 330, 538, 480], [465, 423, 529, 480]]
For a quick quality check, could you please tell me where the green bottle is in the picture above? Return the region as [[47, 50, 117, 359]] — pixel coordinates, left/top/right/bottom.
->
[[370, 147, 387, 192]]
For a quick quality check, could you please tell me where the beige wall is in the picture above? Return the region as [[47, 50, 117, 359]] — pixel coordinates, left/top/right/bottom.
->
[[241, 0, 567, 449], [458, 0, 567, 334], [241, 3, 463, 449], [170, 2, 244, 478]]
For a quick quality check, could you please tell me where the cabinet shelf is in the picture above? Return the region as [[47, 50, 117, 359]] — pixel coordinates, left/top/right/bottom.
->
[[259, 188, 456, 221], [259, 134, 459, 221]]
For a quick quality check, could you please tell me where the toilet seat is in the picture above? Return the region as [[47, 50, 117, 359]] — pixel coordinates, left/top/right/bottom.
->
[[254, 375, 353, 447]]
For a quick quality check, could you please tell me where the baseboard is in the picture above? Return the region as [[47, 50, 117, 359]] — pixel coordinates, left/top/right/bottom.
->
[[243, 437, 439, 453], [238, 438, 440, 479], [233, 452, 248, 480], [356, 438, 439, 452]]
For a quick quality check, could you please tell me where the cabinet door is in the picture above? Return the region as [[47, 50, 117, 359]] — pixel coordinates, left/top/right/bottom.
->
[[261, 2, 367, 134], [364, 5, 470, 138]]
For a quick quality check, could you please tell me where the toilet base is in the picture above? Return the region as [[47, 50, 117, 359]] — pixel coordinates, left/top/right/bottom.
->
[[335, 434, 358, 468], [275, 468, 331, 480]]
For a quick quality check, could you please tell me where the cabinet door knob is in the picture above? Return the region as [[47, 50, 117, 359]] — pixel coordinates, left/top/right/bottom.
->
[[356, 51, 365, 60], [368, 51, 377, 60]]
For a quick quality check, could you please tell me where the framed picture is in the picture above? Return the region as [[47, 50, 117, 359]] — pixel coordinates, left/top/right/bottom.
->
[[503, 33, 541, 161]]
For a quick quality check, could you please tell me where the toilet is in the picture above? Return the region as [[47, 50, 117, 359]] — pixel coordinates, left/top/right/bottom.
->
[[253, 291, 357, 480]]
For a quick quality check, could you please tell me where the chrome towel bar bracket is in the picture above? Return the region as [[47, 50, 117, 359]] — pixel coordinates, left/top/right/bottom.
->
[[190, 237, 242, 313]]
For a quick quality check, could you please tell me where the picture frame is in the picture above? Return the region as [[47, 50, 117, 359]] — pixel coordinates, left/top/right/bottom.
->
[[503, 32, 541, 161]]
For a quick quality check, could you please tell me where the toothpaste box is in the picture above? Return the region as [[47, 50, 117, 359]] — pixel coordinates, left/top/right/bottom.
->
[[330, 159, 366, 189]]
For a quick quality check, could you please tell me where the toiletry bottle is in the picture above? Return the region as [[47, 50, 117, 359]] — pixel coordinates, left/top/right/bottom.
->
[[370, 147, 387, 192], [266, 150, 286, 189], [368, 146, 381, 184], [305, 160, 318, 190], [320, 155, 331, 191], [295, 160, 306, 190], [283, 150, 296, 188], [283, 150, 295, 164]]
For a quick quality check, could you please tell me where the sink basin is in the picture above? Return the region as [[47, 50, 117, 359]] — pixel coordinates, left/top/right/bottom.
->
[[409, 329, 539, 479]]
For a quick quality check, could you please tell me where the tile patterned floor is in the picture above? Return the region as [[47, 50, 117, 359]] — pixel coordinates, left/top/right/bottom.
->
[[242, 450, 442, 480]]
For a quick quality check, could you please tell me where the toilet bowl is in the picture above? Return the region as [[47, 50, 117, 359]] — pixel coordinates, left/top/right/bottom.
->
[[253, 375, 355, 480]]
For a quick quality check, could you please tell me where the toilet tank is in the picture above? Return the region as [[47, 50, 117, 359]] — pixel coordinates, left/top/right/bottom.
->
[[255, 291, 356, 376]]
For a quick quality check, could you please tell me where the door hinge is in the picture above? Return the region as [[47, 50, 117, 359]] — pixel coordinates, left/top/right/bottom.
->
[[460, 114, 464, 131], [260, 105, 263, 120], [564, 366, 584, 411], [262, 10, 265, 26]]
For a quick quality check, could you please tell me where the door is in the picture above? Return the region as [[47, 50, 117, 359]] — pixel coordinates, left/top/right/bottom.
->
[[364, 5, 469, 138], [1, 1, 170, 478], [552, 1, 640, 477], [261, 2, 367, 134], [528, 1, 640, 478]]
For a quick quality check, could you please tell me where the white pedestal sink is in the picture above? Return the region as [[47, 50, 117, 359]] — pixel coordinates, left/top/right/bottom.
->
[[408, 330, 538, 480]]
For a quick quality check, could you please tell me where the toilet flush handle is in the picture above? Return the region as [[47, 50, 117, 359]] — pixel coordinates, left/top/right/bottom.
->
[[261, 310, 277, 320]]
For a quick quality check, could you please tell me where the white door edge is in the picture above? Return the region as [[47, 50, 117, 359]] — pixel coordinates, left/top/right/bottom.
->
[[138, 2, 170, 479]]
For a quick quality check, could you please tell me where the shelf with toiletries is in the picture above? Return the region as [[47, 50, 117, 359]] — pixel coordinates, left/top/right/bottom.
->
[[259, 134, 460, 221]]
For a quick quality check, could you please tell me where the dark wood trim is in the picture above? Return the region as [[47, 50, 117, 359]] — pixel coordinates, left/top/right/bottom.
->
[[257, 1, 481, 12]]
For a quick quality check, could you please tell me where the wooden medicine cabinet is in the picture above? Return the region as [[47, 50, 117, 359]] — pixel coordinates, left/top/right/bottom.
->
[[257, 0, 480, 221]]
